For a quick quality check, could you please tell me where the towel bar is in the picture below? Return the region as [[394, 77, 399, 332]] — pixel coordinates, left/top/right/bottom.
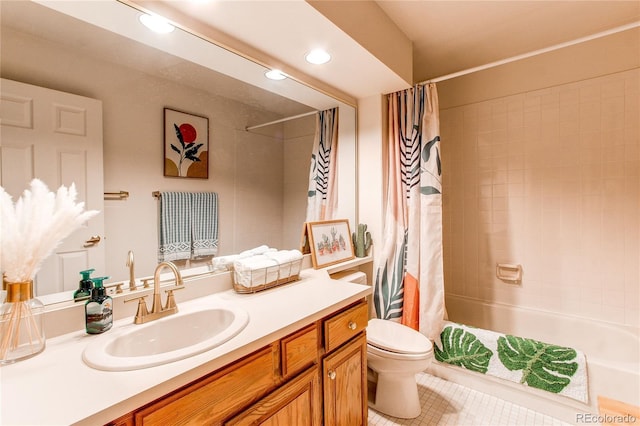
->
[[104, 191, 129, 200], [153, 191, 216, 198]]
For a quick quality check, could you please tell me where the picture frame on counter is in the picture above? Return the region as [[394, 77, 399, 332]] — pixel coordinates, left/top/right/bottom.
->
[[303, 219, 355, 269]]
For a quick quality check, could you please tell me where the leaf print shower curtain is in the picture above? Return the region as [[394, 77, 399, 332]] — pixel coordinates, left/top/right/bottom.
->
[[306, 108, 339, 221], [373, 84, 445, 341]]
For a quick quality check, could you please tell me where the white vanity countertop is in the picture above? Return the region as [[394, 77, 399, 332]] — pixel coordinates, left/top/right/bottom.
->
[[0, 270, 371, 426]]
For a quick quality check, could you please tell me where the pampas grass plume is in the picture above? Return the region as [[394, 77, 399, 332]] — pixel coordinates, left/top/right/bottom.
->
[[0, 179, 99, 282]]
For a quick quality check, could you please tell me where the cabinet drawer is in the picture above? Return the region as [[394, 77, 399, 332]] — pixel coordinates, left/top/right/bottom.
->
[[134, 345, 279, 425], [281, 324, 319, 379], [324, 301, 368, 353]]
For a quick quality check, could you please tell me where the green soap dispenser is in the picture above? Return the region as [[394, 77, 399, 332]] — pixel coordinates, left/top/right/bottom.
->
[[85, 276, 113, 334], [74, 269, 95, 302]]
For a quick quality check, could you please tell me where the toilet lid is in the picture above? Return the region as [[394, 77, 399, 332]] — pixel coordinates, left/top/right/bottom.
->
[[367, 319, 433, 355]]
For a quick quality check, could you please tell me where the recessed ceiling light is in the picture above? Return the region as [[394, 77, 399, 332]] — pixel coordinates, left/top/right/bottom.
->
[[139, 14, 175, 34], [305, 49, 331, 65], [265, 69, 287, 80]]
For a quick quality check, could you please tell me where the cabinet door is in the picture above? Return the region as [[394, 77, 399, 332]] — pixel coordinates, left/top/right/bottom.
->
[[225, 366, 321, 426], [322, 333, 367, 426]]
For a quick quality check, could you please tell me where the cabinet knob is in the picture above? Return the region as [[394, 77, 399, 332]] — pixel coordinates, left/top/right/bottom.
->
[[348, 321, 357, 330], [327, 370, 337, 380]]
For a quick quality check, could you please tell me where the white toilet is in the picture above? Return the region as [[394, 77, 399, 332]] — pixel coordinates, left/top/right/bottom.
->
[[366, 318, 433, 419], [331, 270, 433, 419]]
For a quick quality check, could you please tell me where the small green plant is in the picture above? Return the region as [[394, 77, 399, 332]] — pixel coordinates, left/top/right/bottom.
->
[[352, 223, 371, 258]]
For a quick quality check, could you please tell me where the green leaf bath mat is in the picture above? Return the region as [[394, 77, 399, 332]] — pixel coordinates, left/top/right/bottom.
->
[[435, 322, 588, 403], [435, 326, 493, 373]]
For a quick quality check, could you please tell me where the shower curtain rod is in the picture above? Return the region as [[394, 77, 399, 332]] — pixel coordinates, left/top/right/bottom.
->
[[421, 21, 640, 84], [245, 110, 317, 131]]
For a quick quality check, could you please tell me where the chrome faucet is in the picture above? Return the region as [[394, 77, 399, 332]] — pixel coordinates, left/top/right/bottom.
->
[[126, 250, 136, 291], [124, 261, 185, 324]]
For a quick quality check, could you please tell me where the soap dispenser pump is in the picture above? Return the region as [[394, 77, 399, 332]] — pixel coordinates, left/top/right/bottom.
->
[[74, 269, 95, 301], [85, 276, 113, 334]]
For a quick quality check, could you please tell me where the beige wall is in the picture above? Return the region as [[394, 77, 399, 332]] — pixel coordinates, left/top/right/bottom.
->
[[1, 26, 312, 282], [440, 31, 639, 327], [438, 28, 640, 110], [357, 94, 387, 275]]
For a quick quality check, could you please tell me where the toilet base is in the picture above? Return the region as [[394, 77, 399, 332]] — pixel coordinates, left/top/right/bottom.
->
[[368, 371, 421, 419]]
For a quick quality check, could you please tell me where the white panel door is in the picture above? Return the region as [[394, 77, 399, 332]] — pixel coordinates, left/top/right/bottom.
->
[[0, 78, 105, 296]]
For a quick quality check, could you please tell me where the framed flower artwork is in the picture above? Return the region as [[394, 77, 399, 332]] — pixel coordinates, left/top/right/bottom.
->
[[164, 108, 209, 179]]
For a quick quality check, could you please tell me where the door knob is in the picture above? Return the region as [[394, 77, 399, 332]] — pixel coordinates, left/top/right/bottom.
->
[[84, 235, 101, 247], [327, 370, 336, 380], [348, 321, 357, 330]]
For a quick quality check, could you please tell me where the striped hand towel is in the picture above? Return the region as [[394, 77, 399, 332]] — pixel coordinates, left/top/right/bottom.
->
[[158, 192, 192, 261], [191, 192, 219, 258]]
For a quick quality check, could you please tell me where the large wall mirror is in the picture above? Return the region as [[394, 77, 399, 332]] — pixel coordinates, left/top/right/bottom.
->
[[0, 0, 356, 302]]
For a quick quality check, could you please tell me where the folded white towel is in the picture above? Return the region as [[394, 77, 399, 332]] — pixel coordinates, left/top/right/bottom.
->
[[236, 255, 277, 269], [238, 245, 275, 258], [210, 255, 238, 272], [264, 249, 303, 263], [265, 250, 303, 278], [233, 255, 279, 287]]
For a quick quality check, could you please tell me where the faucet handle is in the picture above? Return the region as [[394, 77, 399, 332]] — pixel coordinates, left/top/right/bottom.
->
[[164, 286, 185, 311], [124, 295, 149, 324]]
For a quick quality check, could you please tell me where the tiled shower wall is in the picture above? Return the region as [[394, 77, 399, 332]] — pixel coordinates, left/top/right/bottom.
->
[[440, 68, 639, 328]]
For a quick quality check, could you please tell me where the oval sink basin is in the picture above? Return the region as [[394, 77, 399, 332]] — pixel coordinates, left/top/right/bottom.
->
[[83, 306, 249, 371]]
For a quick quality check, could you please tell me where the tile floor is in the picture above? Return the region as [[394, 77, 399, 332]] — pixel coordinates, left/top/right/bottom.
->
[[368, 373, 572, 426]]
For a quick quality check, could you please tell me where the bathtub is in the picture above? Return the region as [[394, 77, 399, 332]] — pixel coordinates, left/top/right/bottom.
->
[[426, 294, 639, 424]]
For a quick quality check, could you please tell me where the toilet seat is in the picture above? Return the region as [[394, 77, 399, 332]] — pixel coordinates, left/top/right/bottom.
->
[[367, 319, 433, 356], [367, 343, 432, 361]]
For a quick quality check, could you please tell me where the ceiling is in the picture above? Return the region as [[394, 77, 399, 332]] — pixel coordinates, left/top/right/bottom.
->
[[1, 1, 316, 118], [160, 0, 640, 99], [376, 0, 640, 82], [6, 1, 639, 107], [138, 0, 411, 101]]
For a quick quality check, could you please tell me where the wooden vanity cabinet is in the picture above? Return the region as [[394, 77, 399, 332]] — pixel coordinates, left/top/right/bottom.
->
[[280, 323, 319, 379], [225, 366, 322, 425], [134, 345, 280, 425], [322, 301, 368, 426], [108, 300, 367, 426], [109, 413, 134, 426], [323, 334, 367, 426]]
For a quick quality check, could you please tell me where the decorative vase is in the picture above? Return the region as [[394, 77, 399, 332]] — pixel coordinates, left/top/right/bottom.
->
[[0, 279, 46, 364]]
